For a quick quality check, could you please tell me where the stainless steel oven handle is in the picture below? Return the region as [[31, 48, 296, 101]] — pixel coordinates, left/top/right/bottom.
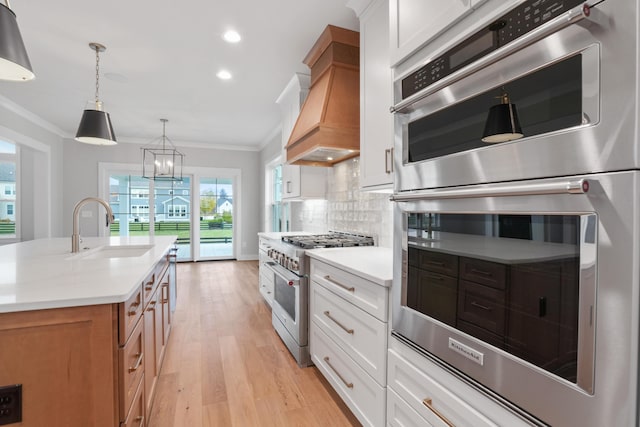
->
[[262, 261, 300, 285], [391, 2, 591, 113], [390, 179, 589, 202]]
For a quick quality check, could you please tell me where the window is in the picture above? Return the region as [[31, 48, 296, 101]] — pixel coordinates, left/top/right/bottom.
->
[[168, 205, 187, 218], [0, 140, 17, 240]]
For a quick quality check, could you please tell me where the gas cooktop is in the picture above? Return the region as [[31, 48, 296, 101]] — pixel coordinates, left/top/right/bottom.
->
[[281, 232, 375, 249]]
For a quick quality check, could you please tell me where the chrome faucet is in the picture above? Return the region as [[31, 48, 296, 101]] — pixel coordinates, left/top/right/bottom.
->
[[71, 197, 115, 253]]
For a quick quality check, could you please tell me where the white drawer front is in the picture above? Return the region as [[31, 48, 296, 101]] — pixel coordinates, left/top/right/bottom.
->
[[388, 349, 497, 427], [311, 260, 388, 321], [387, 387, 434, 427], [311, 325, 386, 427], [311, 280, 387, 386]]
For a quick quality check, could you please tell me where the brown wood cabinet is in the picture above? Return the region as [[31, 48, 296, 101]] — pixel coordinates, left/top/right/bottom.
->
[[409, 246, 579, 377], [0, 251, 173, 427]]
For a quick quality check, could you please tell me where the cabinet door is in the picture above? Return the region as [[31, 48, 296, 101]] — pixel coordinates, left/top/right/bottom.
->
[[143, 288, 159, 414], [360, 0, 394, 190], [282, 164, 301, 199], [390, 0, 472, 65]]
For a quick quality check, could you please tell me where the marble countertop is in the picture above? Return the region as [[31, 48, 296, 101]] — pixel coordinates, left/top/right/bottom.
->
[[306, 246, 393, 286], [0, 236, 177, 313]]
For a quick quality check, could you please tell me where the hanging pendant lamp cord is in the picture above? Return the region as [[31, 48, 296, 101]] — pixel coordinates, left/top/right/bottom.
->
[[94, 47, 101, 104]]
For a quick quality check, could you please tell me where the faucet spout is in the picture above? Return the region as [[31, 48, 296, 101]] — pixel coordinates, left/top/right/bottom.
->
[[71, 197, 115, 253]]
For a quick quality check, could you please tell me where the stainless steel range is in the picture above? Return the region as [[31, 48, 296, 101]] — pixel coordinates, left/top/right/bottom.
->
[[260, 232, 374, 367]]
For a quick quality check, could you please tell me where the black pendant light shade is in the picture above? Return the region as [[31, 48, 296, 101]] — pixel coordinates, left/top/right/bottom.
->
[[75, 42, 117, 145], [481, 92, 523, 143], [0, 2, 34, 81], [75, 108, 117, 145]]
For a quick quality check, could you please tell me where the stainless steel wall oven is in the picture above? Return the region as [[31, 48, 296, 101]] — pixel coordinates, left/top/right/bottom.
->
[[390, 1, 640, 426]]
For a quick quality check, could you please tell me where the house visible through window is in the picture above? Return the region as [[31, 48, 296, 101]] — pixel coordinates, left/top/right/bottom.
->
[[7, 204, 13, 215], [168, 205, 187, 218]]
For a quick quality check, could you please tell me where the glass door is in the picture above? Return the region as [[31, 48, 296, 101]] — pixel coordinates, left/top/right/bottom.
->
[[108, 174, 151, 238], [155, 178, 192, 261], [198, 177, 233, 260]]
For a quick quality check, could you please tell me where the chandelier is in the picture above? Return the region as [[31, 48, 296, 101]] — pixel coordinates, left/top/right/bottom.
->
[[142, 119, 184, 181]]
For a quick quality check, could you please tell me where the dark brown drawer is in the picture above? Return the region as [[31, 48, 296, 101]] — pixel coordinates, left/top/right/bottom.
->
[[459, 257, 506, 289], [408, 269, 458, 327], [417, 250, 458, 277], [457, 279, 506, 336]]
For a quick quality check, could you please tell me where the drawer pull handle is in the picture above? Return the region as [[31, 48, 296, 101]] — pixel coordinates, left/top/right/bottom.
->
[[423, 398, 455, 427], [324, 356, 353, 389], [471, 301, 493, 311], [147, 301, 157, 312], [427, 274, 444, 281], [162, 284, 169, 303], [135, 415, 144, 425], [324, 275, 355, 292], [127, 302, 140, 316], [470, 268, 492, 277], [129, 352, 144, 373], [324, 311, 354, 334], [426, 260, 445, 267]]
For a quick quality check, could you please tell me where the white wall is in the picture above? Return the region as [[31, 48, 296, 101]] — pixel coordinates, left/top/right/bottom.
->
[[0, 98, 64, 241], [62, 138, 261, 260]]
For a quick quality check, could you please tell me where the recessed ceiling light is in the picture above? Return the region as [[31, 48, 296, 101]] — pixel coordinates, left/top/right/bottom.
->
[[223, 30, 241, 43], [216, 70, 232, 80]]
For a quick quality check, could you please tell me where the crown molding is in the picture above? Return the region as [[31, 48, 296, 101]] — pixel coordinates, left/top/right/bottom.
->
[[0, 94, 68, 138]]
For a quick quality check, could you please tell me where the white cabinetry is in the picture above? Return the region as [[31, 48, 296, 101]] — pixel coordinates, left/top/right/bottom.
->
[[350, 0, 394, 190], [387, 336, 534, 427], [390, 0, 473, 65], [281, 163, 326, 200], [309, 255, 390, 427], [277, 73, 327, 200], [258, 235, 275, 307]]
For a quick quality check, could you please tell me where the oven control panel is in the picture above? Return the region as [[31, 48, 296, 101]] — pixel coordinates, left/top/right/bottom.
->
[[401, 0, 585, 100], [267, 248, 299, 271]]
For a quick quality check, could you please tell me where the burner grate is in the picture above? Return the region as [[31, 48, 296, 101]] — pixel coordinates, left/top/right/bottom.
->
[[282, 232, 375, 249]]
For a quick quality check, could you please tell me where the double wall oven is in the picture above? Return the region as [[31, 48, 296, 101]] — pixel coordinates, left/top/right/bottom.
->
[[260, 232, 374, 367], [391, 1, 640, 426]]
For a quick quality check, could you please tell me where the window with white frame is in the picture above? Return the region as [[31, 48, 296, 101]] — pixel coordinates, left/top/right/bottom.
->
[[168, 205, 187, 218], [0, 140, 17, 239]]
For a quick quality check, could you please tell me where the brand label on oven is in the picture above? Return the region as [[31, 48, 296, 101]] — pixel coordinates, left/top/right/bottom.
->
[[448, 338, 484, 366]]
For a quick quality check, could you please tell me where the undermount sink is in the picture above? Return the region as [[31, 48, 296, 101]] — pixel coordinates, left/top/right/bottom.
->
[[70, 244, 154, 260]]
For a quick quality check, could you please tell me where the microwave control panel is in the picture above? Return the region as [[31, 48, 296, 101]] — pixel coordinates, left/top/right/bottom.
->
[[401, 0, 585, 100]]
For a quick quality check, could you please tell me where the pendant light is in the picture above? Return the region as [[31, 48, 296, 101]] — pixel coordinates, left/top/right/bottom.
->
[[481, 91, 523, 143], [0, 0, 34, 81], [75, 42, 117, 145], [142, 119, 184, 181]]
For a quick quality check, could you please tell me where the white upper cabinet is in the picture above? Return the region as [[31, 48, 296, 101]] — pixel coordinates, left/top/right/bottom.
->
[[390, 0, 473, 66], [276, 74, 327, 200], [354, 0, 394, 191]]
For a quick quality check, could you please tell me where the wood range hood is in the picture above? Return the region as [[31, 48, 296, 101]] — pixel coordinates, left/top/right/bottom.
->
[[285, 25, 360, 167]]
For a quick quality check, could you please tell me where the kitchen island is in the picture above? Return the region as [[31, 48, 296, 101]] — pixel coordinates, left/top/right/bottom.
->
[[0, 236, 177, 427]]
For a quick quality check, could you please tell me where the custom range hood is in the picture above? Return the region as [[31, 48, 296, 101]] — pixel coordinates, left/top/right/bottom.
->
[[285, 25, 359, 166]]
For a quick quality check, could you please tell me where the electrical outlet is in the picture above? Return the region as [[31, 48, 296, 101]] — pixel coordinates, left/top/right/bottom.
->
[[0, 384, 21, 425]]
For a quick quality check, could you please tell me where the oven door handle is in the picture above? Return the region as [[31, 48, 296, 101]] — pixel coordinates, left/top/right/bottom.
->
[[262, 261, 301, 286], [391, 179, 589, 202]]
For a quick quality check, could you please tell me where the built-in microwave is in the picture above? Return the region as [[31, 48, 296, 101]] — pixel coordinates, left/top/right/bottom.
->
[[391, 0, 633, 192]]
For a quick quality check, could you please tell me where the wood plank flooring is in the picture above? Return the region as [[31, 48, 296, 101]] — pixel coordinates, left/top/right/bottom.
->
[[148, 260, 361, 427]]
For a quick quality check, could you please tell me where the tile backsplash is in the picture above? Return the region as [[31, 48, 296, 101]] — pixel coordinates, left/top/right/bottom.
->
[[293, 157, 394, 248]]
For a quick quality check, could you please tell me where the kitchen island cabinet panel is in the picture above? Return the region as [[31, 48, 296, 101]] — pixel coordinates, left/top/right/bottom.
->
[[0, 304, 118, 427]]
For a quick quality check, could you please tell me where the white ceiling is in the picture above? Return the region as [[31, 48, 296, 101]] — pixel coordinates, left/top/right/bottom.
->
[[0, 0, 359, 150]]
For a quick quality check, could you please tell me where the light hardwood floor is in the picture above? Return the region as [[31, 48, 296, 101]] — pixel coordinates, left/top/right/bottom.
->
[[148, 260, 361, 427]]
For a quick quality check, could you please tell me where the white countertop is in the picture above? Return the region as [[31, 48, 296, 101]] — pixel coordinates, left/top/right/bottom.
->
[[306, 246, 393, 286], [0, 236, 177, 313], [409, 231, 579, 264]]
